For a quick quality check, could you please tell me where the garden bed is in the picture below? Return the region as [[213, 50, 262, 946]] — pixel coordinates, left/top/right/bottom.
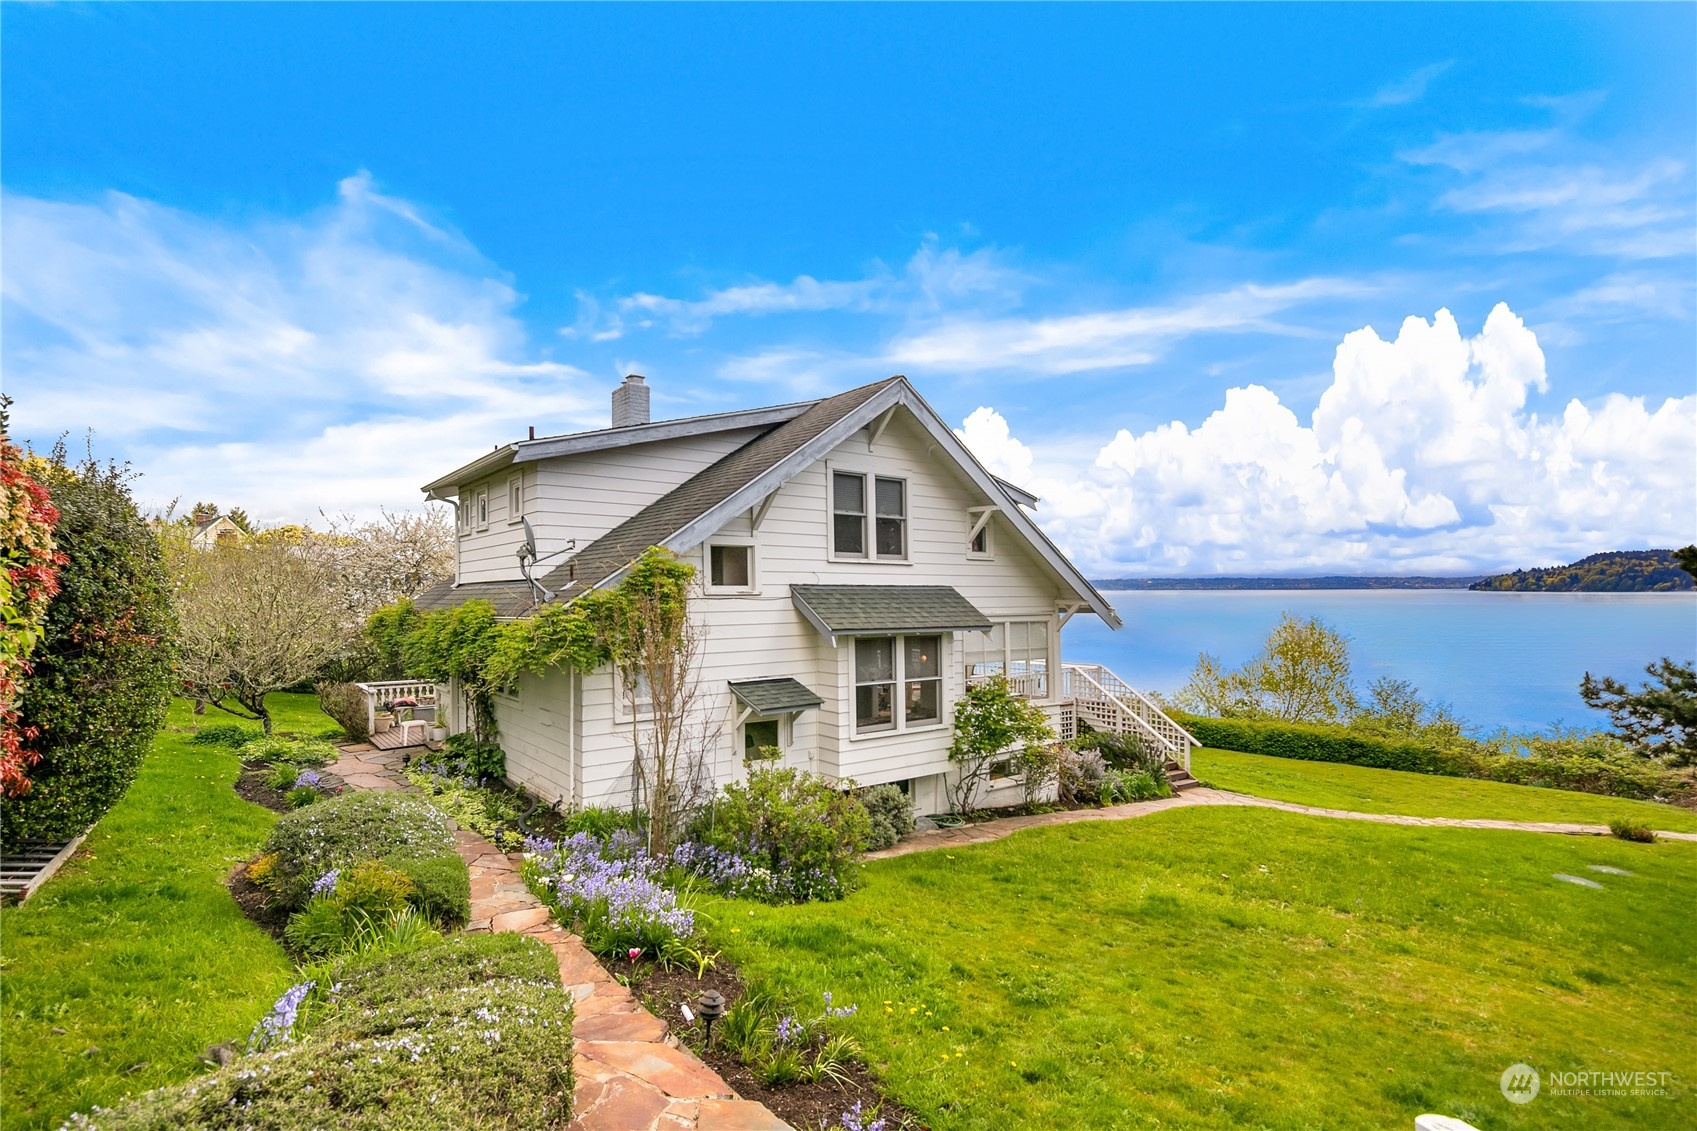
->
[[635, 956, 920, 1131]]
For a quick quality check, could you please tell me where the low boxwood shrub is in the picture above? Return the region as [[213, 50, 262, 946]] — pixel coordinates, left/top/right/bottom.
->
[[688, 767, 873, 902], [61, 934, 574, 1130], [1175, 713, 1466, 775], [857, 783, 916, 851], [1608, 818, 1657, 843], [259, 791, 463, 912], [387, 851, 471, 926]]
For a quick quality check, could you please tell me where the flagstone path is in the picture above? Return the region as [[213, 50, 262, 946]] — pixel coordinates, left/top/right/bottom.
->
[[326, 742, 791, 1131], [866, 785, 1697, 859]]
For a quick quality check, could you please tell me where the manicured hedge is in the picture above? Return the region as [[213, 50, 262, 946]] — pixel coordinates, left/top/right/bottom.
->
[[3, 451, 175, 846], [261, 791, 469, 922], [1175, 713, 1691, 801], [1175, 714, 1467, 775], [60, 934, 575, 1130]]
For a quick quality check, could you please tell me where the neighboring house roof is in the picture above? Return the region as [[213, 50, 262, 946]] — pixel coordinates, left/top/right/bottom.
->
[[414, 375, 1120, 627], [727, 677, 825, 715], [790, 585, 993, 638]]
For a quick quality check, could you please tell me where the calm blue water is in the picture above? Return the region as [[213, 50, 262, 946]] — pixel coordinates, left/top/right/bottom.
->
[[1063, 591, 1697, 734]]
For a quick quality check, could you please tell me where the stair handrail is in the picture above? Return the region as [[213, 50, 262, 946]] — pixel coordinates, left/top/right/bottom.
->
[[1061, 662, 1200, 772]]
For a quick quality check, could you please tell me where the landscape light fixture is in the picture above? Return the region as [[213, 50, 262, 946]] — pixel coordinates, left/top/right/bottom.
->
[[698, 989, 726, 1047]]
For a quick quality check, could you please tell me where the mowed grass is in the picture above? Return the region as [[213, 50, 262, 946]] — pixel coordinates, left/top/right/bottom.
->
[[0, 695, 336, 1131], [1195, 747, 1697, 832], [709, 808, 1695, 1131]]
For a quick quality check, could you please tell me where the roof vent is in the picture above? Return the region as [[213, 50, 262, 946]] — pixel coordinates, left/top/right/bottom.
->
[[612, 374, 651, 428]]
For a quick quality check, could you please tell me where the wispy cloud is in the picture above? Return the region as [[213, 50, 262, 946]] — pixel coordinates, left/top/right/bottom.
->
[[1365, 61, 1454, 108], [573, 240, 1033, 339], [4, 173, 598, 521]]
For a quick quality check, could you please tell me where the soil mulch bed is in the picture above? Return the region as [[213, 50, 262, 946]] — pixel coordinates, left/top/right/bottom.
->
[[633, 957, 924, 1131], [234, 761, 294, 815], [226, 862, 290, 944]]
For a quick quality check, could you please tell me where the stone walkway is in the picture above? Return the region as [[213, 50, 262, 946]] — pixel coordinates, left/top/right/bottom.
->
[[866, 786, 1697, 859], [327, 743, 791, 1131]]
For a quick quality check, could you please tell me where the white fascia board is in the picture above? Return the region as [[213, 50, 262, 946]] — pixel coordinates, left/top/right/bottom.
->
[[607, 377, 1121, 630], [510, 402, 816, 465], [993, 476, 1040, 509], [653, 381, 911, 569], [890, 384, 1123, 629], [421, 447, 517, 500]]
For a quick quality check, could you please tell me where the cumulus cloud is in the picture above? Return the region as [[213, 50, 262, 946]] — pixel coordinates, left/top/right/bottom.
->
[[958, 304, 1696, 574], [4, 173, 600, 522], [955, 406, 1034, 484]]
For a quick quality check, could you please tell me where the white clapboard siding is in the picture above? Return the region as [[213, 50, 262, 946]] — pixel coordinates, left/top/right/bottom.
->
[[456, 429, 764, 584], [492, 667, 578, 809], [478, 408, 1102, 812]]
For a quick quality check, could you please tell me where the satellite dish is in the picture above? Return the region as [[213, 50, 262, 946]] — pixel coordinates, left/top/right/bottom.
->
[[515, 518, 575, 607]]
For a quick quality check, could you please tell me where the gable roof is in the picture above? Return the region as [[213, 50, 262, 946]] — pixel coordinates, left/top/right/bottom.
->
[[414, 376, 1120, 628], [421, 399, 818, 501]]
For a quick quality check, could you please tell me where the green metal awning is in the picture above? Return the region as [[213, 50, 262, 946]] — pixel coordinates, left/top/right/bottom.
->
[[790, 584, 993, 639], [728, 677, 824, 715]]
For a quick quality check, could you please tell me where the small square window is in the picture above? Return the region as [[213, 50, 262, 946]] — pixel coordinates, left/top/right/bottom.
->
[[744, 718, 781, 762], [710, 544, 752, 589]]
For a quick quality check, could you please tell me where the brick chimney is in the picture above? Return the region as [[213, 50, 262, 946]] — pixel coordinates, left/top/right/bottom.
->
[[611, 374, 651, 428]]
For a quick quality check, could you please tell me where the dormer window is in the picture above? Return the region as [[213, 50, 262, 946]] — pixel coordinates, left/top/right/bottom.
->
[[832, 471, 907, 561]]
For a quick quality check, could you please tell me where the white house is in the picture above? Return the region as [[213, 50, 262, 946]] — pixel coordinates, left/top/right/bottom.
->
[[411, 374, 1193, 816]]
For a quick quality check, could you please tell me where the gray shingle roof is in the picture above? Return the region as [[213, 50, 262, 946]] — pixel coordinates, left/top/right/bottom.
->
[[727, 677, 825, 715], [790, 584, 992, 636], [414, 377, 903, 616]]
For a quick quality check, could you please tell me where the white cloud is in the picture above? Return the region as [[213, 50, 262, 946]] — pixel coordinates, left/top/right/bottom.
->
[[1365, 61, 1453, 108], [958, 304, 1696, 574], [583, 239, 1032, 339], [887, 278, 1365, 376], [4, 173, 600, 523], [955, 406, 1034, 484]]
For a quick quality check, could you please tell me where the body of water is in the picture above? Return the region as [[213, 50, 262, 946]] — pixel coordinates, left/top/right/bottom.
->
[[1062, 590, 1697, 734]]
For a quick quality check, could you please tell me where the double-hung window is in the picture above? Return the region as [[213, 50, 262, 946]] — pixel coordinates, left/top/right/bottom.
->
[[854, 634, 942, 733], [833, 471, 907, 560]]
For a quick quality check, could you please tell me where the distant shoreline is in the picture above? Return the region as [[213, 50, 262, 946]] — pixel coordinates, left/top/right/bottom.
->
[[1093, 576, 1485, 591]]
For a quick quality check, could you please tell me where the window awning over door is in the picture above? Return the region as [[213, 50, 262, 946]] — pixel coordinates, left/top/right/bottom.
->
[[727, 677, 825, 715], [789, 584, 993, 640]]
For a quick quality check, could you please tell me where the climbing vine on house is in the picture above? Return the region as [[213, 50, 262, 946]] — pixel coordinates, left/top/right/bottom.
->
[[372, 548, 704, 852]]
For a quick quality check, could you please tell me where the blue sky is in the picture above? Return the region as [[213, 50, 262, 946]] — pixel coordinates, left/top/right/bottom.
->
[[5, 4, 1694, 574]]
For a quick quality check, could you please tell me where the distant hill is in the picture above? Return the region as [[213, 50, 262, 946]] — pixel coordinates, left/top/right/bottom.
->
[[1469, 550, 1695, 593], [1094, 575, 1484, 591]]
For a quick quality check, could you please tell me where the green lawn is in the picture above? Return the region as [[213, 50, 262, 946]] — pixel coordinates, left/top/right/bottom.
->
[[1195, 747, 1697, 832], [708, 808, 1695, 1130], [0, 694, 335, 1131]]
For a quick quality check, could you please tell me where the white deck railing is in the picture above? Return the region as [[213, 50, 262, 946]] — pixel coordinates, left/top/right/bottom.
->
[[1060, 662, 1199, 772], [966, 666, 1049, 700], [355, 680, 441, 737]]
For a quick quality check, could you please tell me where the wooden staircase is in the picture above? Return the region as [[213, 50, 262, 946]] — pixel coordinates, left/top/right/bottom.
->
[[1163, 758, 1201, 792], [1060, 661, 1201, 773]]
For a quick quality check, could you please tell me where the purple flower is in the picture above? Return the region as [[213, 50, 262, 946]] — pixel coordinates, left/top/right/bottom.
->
[[775, 1015, 800, 1044], [294, 770, 321, 789], [311, 869, 339, 896], [248, 980, 315, 1051], [840, 1101, 887, 1131]]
